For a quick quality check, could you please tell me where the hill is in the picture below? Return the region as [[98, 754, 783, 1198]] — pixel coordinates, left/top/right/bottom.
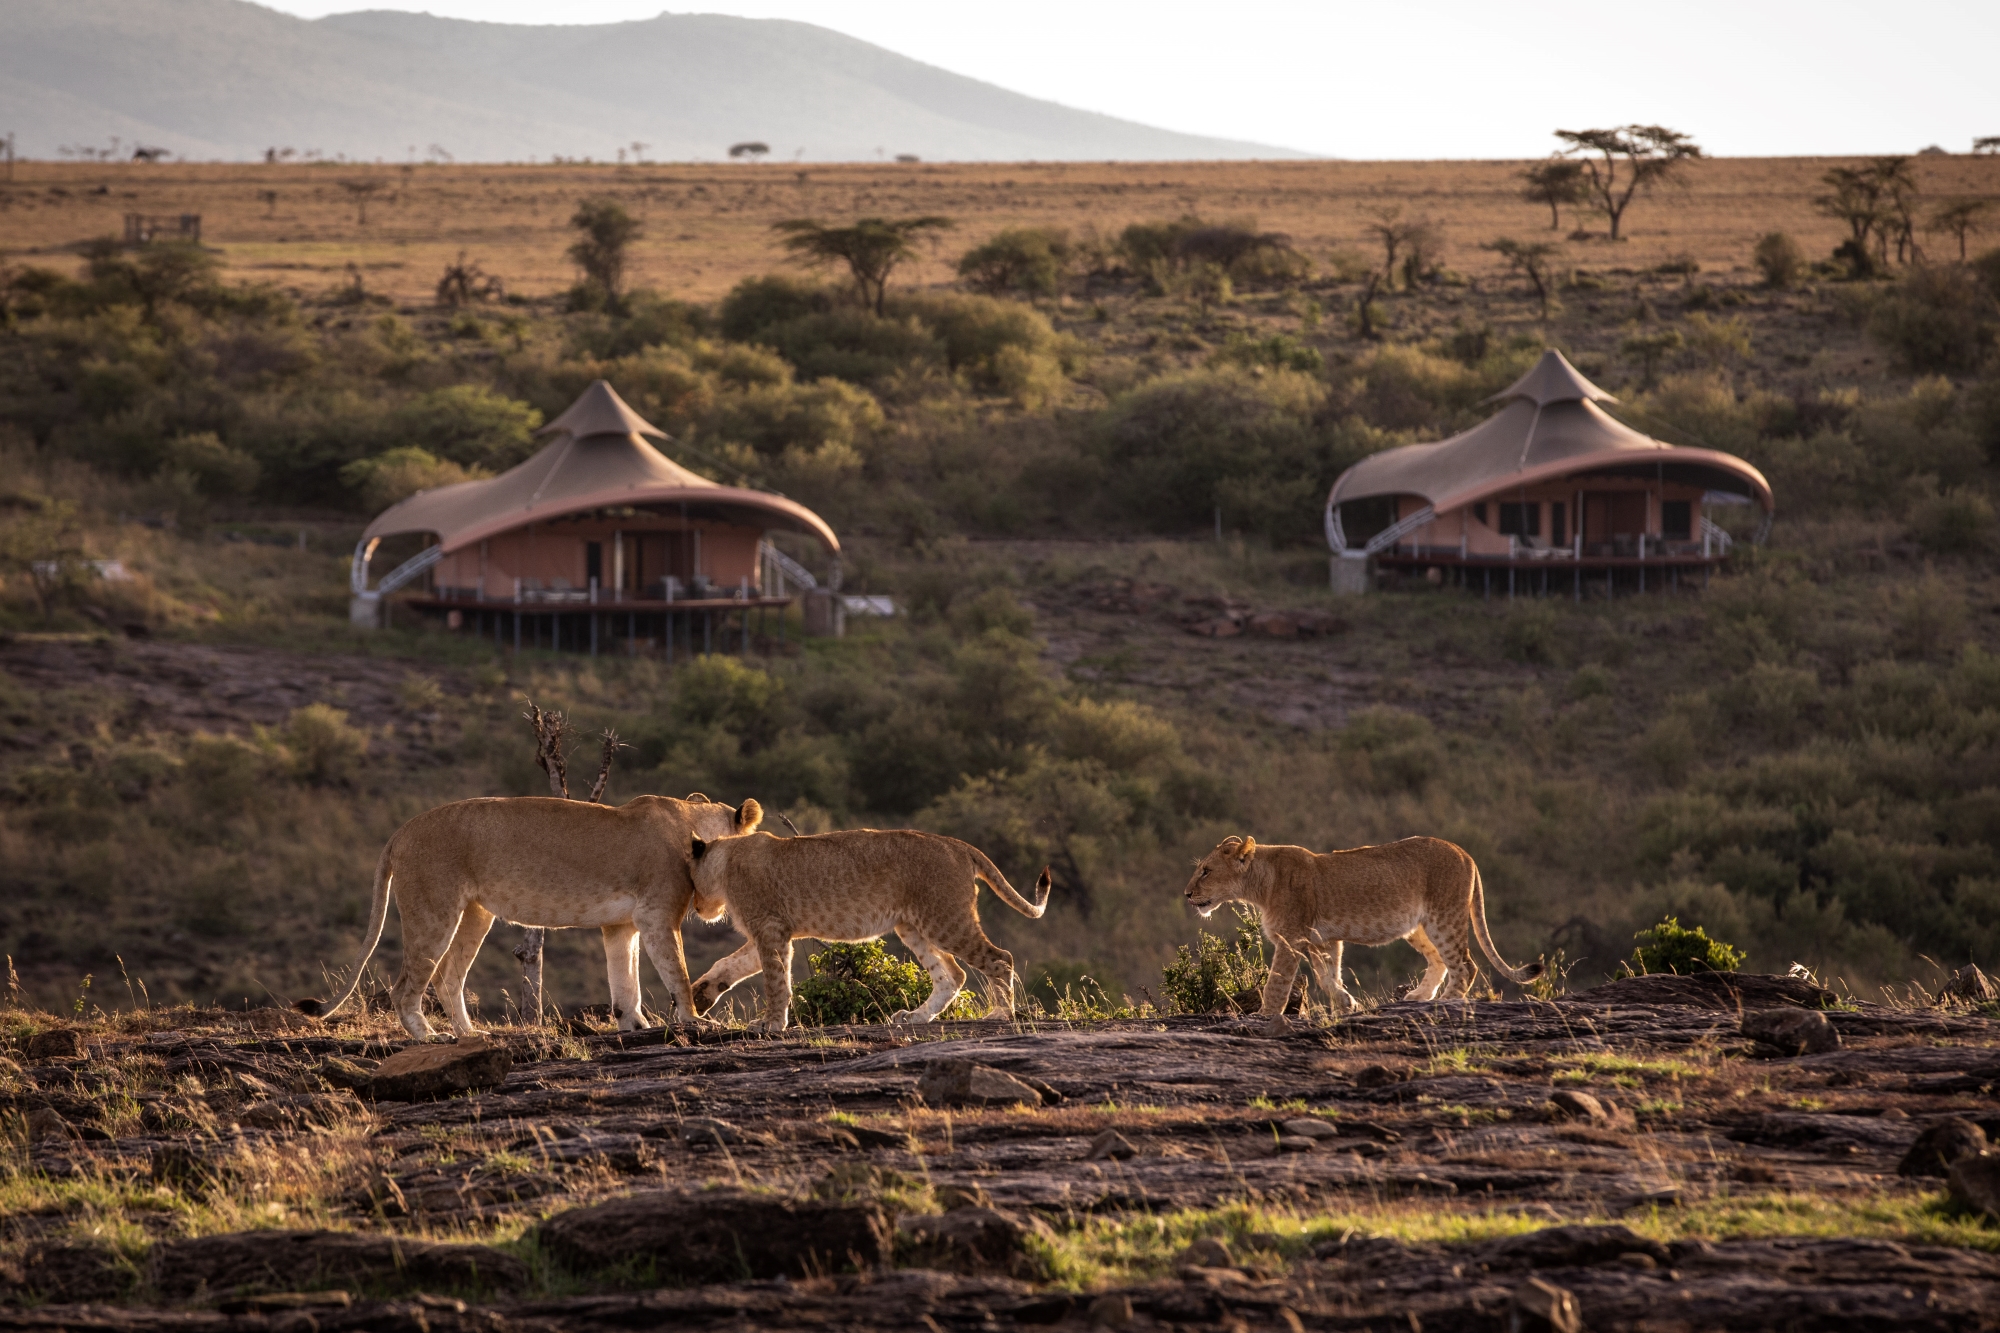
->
[[0, 0, 1302, 164]]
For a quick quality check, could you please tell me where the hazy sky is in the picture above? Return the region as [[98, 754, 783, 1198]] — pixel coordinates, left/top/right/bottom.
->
[[260, 1, 1996, 159]]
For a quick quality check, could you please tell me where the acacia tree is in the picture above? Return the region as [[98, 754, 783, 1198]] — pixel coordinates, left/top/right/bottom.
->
[[1815, 157, 1919, 271], [1555, 126, 1703, 241], [1362, 206, 1430, 288], [1486, 238, 1561, 319], [1929, 199, 1991, 262], [1521, 158, 1590, 230], [567, 198, 641, 308], [773, 215, 952, 314]]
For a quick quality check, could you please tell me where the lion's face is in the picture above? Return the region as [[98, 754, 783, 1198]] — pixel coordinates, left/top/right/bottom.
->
[[683, 796, 761, 920], [1183, 836, 1256, 916]]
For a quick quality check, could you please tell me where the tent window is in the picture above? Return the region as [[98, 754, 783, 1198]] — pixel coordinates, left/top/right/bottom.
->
[[1497, 502, 1539, 538], [1661, 501, 1692, 540], [1549, 502, 1567, 547], [586, 542, 603, 585], [1472, 502, 1488, 527]]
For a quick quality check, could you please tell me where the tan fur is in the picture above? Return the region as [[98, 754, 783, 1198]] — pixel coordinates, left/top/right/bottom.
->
[[687, 829, 1052, 1030], [298, 794, 761, 1039], [1182, 834, 1543, 1018]]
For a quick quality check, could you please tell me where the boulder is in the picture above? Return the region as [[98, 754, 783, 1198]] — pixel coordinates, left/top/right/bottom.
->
[[25, 1029, 83, 1061], [1511, 1275, 1581, 1333], [1938, 963, 1998, 1005], [1580, 972, 1836, 1011], [1547, 1089, 1607, 1122], [244, 1007, 322, 1034], [933, 1183, 990, 1211], [1281, 1118, 1340, 1140], [917, 1059, 1046, 1109], [314, 1056, 379, 1090], [1478, 1224, 1670, 1271], [236, 1090, 365, 1132], [1897, 1119, 1989, 1177], [151, 1231, 528, 1301], [366, 1037, 512, 1102], [680, 1115, 752, 1147], [1742, 1007, 1841, 1056], [1086, 1129, 1138, 1161], [897, 1207, 1052, 1278], [1088, 1292, 1135, 1327], [25, 1107, 79, 1142], [1947, 1153, 2000, 1218], [539, 1189, 890, 1281], [1355, 1064, 1409, 1089]]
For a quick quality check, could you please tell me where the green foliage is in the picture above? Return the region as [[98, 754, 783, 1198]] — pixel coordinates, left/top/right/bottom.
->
[[957, 228, 1072, 297], [339, 447, 485, 511], [1160, 909, 1269, 1014], [1752, 233, 1807, 288], [280, 704, 370, 788], [1869, 265, 2000, 373], [1626, 916, 1745, 976], [790, 940, 977, 1025], [566, 198, 641, 307], [774, 215, 953, 315], [1117, 217, 1310, 290]]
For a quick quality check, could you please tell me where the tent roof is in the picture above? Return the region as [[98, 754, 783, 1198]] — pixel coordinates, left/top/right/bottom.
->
[[361, 380, 838, 554], [1328, 350, 1772, 517]]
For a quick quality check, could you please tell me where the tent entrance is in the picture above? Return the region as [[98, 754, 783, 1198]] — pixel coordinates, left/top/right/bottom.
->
[[1583, 492, 1646, 556]]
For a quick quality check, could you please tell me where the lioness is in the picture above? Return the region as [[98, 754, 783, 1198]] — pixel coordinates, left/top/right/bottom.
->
[[297, 794, 762, 1039], [1183, 835, 1543, 1016], [685, 828, 1052, 1030]]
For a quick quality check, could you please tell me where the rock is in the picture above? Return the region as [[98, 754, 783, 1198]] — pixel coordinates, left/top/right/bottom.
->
[[680, 1115, 750, 1147], [897, 1207, 1051, 1278], [1947, 1153, 2000, 1218], [25, 1029, 83, 1060], [1548, 1089, 1608, 1122], [917, 1059, 1046, 1109], [1938, 964, 1998, 1005], [1020, 1074, 1065, 1105], [538, 1189, 891, 1281], [1087, 1129, 1138, 1161], [934, 1183, 990, 1211], [1898, 1119, 1989, 1177], [1275, 1135, 1317, 1152], [152, 1144, 236, 1199], [236, 1091, 366, 1132], [1246, 613, 1301, 639], [1088, 1292, 1134, 1327], [1742, 1007, 1841, 1056], [314, 1056, 378, 1090], [217, 1292, 353, 1316], [25, 1107, 79, 1142], [1511, 1275, 1581, 1333], [244, 1007, 321, 1034], [1185, 617, 1242, 638], [1281, 1117, 1340, 1140], [1479, 1225, 1670, 1271], [151, 1231, 528, 1300], [366, 1037, 512, 1101], [1, 1241, 130, 1302], [1881, 1107, 1910, 1120], [1175, 1237, 1234, 1272], [1355, 1064, 1408, 1089], [1580, 971, 1837, 1011]]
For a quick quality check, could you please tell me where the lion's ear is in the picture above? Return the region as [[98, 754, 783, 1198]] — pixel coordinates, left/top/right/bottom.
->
[[1238, 837, 1257, 862], [737, 798, 763, 831], [690, 835, 708, 862], [686, 792, 710, 804], [1219, 836, 1243, 853]]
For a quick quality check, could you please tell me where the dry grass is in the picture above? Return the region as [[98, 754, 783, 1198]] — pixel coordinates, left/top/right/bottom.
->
[[5, 156, 1998, 305]]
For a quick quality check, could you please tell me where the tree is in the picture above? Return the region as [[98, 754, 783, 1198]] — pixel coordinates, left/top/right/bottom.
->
[[1929, 199, 1992, 262], [729, 141, 771, 161], [957, 227, 1072, 296], [1974, 136, 1999, 155], [1486, 238, 1561, 319], [1555, 126, 1703, 241], [1620, 327, 1685, 389], [1816, 158, 1919, 271], [1362, 206, 1430, 288], [340, 179, 385, 225], [1521, 158, 1590, 231], [772, 215, 953, 314], [435, 251, 504, 307], [567, 197, 642, 308]]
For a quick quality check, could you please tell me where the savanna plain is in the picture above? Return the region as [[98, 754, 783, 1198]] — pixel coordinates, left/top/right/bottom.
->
[[3, 149, 2000, 1328]]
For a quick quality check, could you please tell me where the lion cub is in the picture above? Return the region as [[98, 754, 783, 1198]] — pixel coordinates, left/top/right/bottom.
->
[[1183, 835, 1543, 1018], [687, 828, 1051, 1030]]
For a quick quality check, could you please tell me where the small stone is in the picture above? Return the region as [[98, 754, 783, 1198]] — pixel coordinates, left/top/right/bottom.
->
[[1512, 1275, 1581, 1333], [1938, 964, 1998, 1005], [934, 1183, 990, 1212], [1947, 1153, 2000, 1218], [1741, 1007, 1840, 1056], [1881, 1107, 1910, 1120], [1281, 1117, 1340, 1140], [1087, 1129, 1138, 1161], [1901, 1119, 1990, 1177], [26, 1107, 79, 1142], [1088, 1292, 1134, 1327], [366, 1037, 512, 1102], [1275, 1135, 1317, 1152], [917, 1059, 1044, 1109], [244, 1007, 321, 1034], [26, 1029, 83, 1061], [1616, 1251, 1658, 1269], [1355, 1064, 1408, 1089], [1176, 1237, 1234, 1271], [1548, 1089, 1607, 1122], [680, 1116, 746, 1147]]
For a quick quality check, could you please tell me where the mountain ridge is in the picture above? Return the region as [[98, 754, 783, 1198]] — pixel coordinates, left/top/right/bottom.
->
[[2, 0, 1306, 163]]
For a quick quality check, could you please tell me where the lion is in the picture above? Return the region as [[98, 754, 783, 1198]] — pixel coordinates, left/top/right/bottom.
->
[[296, 794, 762, 1039], [1182, 835, 1543, 1018], [684, 828, 1052, 1030]]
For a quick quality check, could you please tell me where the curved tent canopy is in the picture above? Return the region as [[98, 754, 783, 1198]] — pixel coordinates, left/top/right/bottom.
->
[[361, 379, 839, 554], [1327, 350, 1773, 520]]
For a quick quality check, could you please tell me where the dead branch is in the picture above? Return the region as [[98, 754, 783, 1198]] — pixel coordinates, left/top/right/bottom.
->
[[522, 699, 570, 798], [589, 728, 627, 804]]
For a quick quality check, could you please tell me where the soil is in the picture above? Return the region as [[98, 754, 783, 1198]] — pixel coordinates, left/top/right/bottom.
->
[[5, 975, 1998, 1330]]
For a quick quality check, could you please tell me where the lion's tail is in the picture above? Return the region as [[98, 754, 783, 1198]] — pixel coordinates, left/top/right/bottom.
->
[[966, 845, 1052, 920], [1467, 858, 1544, 985], [296, 839, 395, 1019]]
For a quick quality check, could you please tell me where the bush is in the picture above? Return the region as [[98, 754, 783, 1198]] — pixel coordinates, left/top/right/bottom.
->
[[389, 386, 542, 471], [1160, 909, 1269, 1013], [1752, 233, 1806, 288], [339, 447, 486, 511], [1908, 484, 1996, 554], [1625, 915, 1745, 975], [957, 228, 1071, 297], [160, 431, 260, 497], [281, 704, 370, 787], [789, 940, 976, 1025], [1868, 265, 1999, 373]]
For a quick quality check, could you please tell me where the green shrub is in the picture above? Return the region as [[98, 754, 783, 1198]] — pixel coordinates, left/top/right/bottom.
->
[[1907, 484, 1995, 554], [339, 447, 486, 511], [1161, 909, 1269, 1013], [1338, 707, 1443, 794], [1501, 602, 1563, 665], [1626, 915, 1745, 975], [1752, 233, 1806, 288], [957, 227, 1072, 297], [1868, 265, 1999, 374], [281, 704, 371, 787], [790, 940, 977, 1025]]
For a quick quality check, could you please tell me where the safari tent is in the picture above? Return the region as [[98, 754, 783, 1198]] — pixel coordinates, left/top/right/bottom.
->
[[1325, 350, 1773, 597], [349, 380, 840, 654]]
